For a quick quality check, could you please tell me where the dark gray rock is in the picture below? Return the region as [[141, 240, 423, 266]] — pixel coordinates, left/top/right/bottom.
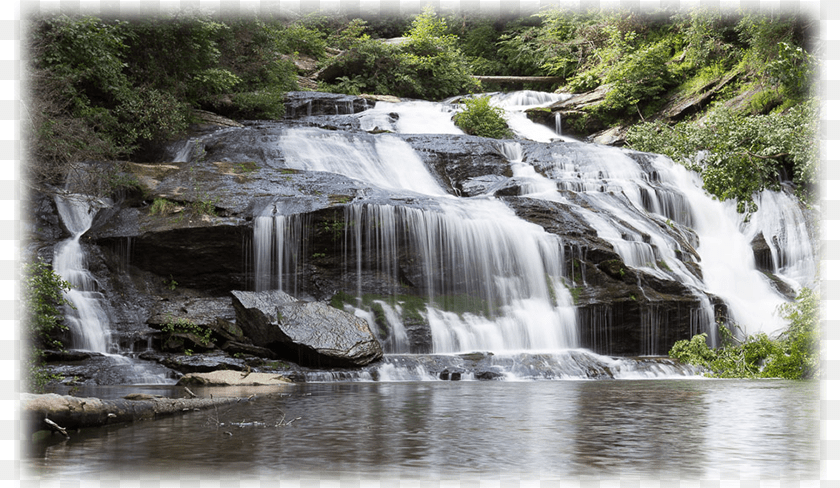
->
[[231, 290, 383, 367]]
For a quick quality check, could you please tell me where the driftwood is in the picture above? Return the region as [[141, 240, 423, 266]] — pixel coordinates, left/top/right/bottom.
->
[[473, 75, 563, 84], [21, 392, 247, 438]]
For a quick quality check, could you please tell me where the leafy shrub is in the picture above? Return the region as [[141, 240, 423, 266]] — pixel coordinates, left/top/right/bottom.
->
[[23, 258, 72, 391], [669, 288, 819, 379], [319, 7, 479, 99], [161, 316, 213, 353], [453, 96, 513, 139], [626, 99, 818, 212], [601, 39, 676, 115], [225, 90, 288, 120], [150, 198, 177, 215]]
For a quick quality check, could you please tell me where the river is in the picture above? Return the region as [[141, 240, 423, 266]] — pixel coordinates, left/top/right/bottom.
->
[[24, 379, 819, 481]]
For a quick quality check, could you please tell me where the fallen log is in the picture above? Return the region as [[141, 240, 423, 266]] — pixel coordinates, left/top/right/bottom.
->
[[472, 76, 563, 84], [21, 392, 247, 438]]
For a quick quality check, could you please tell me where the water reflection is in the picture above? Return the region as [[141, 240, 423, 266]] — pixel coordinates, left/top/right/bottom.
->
[[24, 380, 819, 481]]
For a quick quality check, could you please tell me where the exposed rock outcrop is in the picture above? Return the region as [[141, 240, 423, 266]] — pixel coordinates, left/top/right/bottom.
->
[[231, 290, 383, 367]]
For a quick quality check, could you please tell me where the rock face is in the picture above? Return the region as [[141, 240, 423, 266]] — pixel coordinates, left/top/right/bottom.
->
[[231, 290, 383, 367]]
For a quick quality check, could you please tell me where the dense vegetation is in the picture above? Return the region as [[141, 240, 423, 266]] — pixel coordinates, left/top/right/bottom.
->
[[669, 288, 819, 379], [23, 258, 71, 391], [26, 8, 818, 199]]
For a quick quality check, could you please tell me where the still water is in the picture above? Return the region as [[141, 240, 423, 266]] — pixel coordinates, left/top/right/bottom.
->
[[24, 379, 819, 481]]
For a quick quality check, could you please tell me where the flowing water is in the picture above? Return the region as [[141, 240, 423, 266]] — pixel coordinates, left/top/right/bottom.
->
[[24, 379, 819, 481], [252, 90, 815, 362], [53, 190, 174, 385]]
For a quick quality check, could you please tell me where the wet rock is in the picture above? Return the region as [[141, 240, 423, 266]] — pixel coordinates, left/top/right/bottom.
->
[[220, 341, 278, 359], [139, 350, 249, 374], [475, 371, 504, 380], [401, 134, 512, 196], [42, 350, 101, 362], [231, 290, 384, 368], [147, 297, 243, 344], [751, 232, 774, 273], [284, 91, 372, 118]]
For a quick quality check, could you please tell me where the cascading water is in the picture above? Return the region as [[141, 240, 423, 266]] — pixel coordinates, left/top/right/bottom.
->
[[250, 90, 815, 380], [53, 190, 175, 385], [254, 127, 579, 354], [54, 193, 111, 352]]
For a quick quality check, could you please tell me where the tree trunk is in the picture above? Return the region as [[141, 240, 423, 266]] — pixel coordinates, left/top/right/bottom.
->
[[472, 76, 563, 84], [21, 392, 246, 438]]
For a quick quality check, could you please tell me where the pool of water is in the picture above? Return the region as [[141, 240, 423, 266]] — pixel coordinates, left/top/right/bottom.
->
[[23, 379, 819, 481]]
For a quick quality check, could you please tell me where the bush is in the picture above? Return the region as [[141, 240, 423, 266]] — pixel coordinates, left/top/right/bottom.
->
[[453, 96, 513, 139], [23, 258, 72, 391], [669, 288, 819, 379], [602, 39, 676, 115], [626, 100, 818, 213]]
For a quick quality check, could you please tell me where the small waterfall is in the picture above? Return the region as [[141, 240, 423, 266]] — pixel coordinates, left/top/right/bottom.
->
[[53, 191, 174, 384], [54, 193, 111, 352], [253, 128, 579, 353], [253, 210, 310, 294], [357, 100, 462, 134], [742, 187, 817, 289], [555, 112, 562, 135], [341, 202, 578, 353]]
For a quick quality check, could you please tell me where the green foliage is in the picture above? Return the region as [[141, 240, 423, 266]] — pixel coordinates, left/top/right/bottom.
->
[[319, 7, 479, 99], [626, 99, 818, 212], [120, 13, 233, 103], [768, 287, 820, 378], [161, 316, 213, 350], [601, 39, 675, 115], [453, 96, 513, 139], [766, 41, 817, 98], [669, 288, 819, 379], [23, 258, 72, 391], [23, 258, 71, 351], [276, 20, 328, 57], [674, 8, 738, 69]]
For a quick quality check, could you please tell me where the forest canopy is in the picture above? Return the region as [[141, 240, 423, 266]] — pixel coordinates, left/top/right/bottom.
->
[[25, 6, 818, 210]]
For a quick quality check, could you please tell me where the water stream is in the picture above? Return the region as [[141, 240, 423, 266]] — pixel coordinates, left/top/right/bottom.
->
[[251, 91, 815, 374], [53, 191, 174, 385]]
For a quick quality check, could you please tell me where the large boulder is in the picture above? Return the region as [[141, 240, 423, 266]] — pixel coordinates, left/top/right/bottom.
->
[[231, 290, 383, 368]]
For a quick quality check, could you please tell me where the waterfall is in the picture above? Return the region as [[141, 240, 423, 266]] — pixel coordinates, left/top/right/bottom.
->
[[54, 193, 111, 352], [342, 202, 578, 352], [254, 128, 579, 353], [250, 91, 815, 361], [53, 191, 174, 384]]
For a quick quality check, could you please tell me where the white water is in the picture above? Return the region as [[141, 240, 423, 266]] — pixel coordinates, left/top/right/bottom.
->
[[253, 90, 815, 368], [488, 90, 575, 142], [53, 192, 173, 384], [54, 193, 111, 352], [259, 128, 579, 353]]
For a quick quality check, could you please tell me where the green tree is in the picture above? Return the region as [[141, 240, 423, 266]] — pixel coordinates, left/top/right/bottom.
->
[[319, 7, 479, 99]]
